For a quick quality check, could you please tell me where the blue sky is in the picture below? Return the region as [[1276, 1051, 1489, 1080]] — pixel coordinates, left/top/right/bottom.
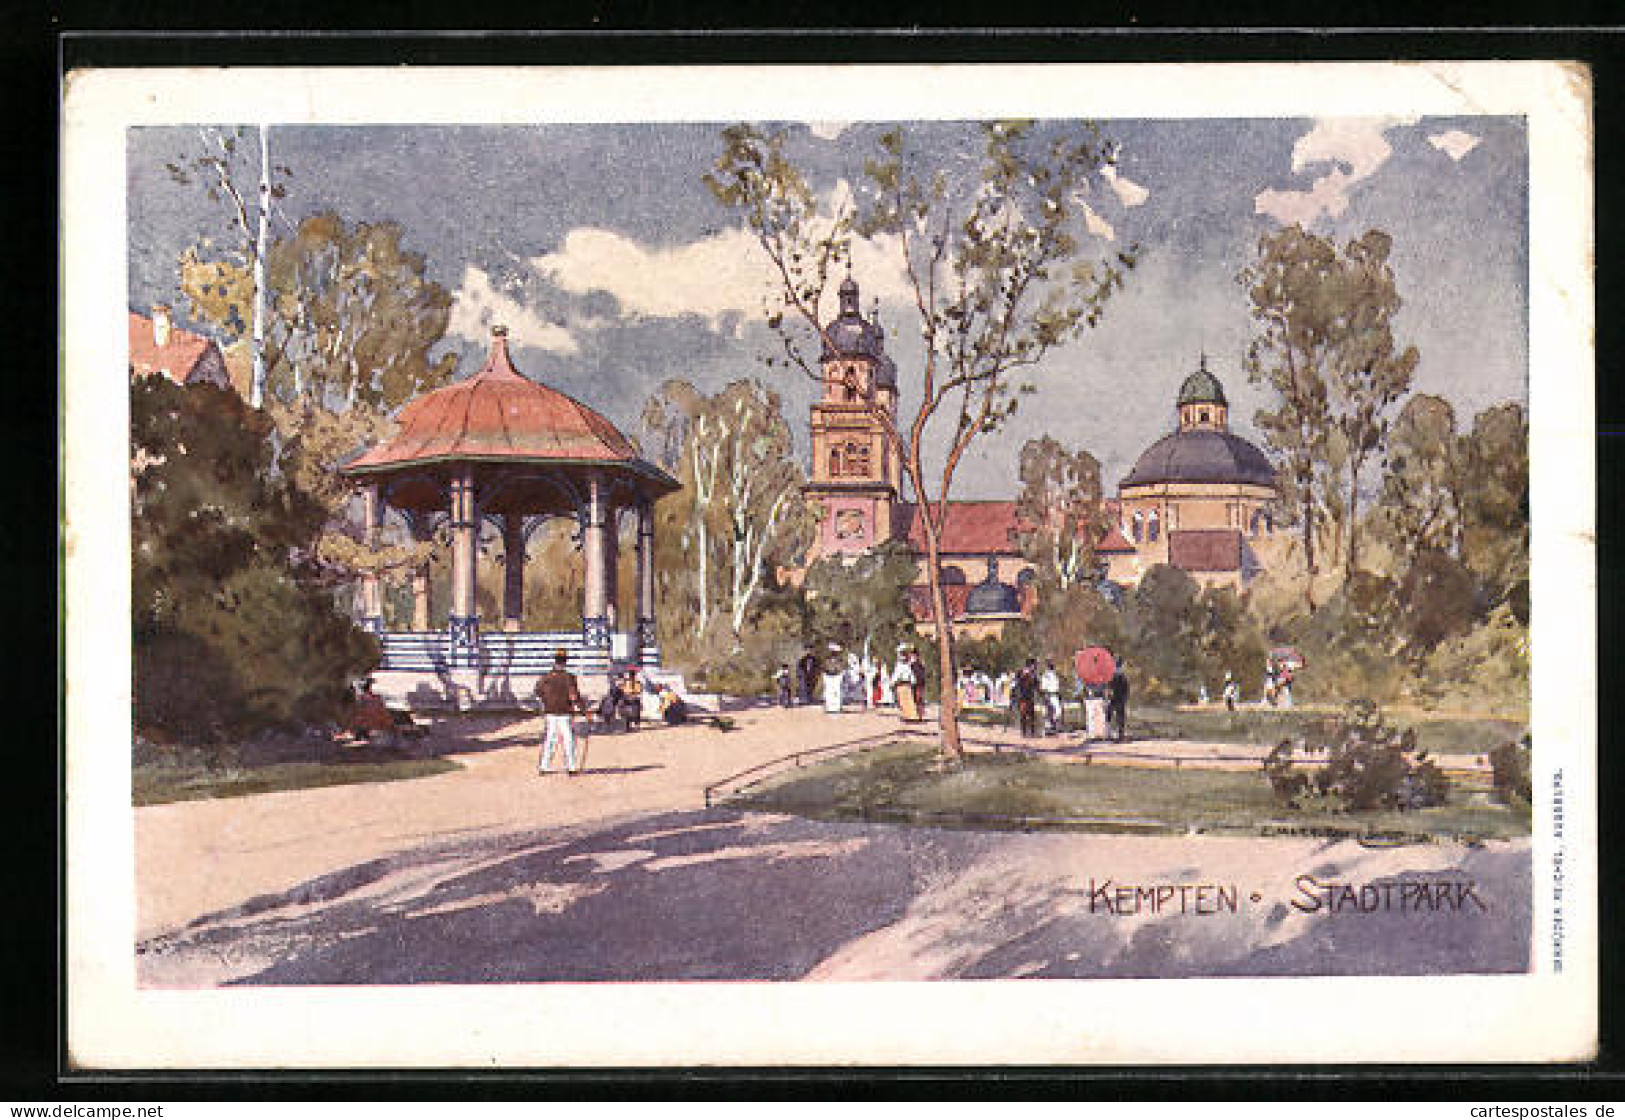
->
[[127, 116, 1527, 497]]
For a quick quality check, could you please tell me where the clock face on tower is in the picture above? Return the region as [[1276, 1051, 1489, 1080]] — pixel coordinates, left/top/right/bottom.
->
[[834, 509, 867, 540]]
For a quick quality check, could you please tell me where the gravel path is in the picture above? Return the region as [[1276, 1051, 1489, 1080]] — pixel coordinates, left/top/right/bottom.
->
[[138, 806, 1530, 987]]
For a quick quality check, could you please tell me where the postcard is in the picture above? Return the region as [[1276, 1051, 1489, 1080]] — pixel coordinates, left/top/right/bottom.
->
[[63, 60, 1595, 1067]]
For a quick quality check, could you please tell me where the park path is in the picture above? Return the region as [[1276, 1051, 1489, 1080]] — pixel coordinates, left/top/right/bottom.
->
[[138, 704, 915, 939], [135, 704, 1495, 941]]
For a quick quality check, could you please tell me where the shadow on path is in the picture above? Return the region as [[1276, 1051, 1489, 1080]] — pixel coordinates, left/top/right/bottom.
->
[[138, 810, 1532, 986]]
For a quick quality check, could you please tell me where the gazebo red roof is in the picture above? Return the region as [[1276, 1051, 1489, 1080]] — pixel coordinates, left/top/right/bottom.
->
[[343, 329, 654, 476]]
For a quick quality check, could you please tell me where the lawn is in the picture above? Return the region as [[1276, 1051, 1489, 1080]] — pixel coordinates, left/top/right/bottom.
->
[[962, 703, 1527, 757], [731, 741, 1530, 842], [134, 755, 462, 806]]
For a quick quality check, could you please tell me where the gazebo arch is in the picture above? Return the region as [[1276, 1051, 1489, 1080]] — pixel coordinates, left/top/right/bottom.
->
[[340, 326, 679, 705]]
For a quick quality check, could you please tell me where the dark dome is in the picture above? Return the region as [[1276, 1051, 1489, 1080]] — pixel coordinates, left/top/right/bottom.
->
[[820, 277, 897, 389], [965, 564, 1021, 616], [1121, 429, 1276, 488], [1177, 366, 1228, 406]]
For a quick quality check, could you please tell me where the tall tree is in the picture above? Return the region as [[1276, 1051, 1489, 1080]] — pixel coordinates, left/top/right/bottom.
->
[[1014, 435, 1108, 590], [707, 121, 1134, 760], [179, 211, 458, 610], [1325, 230, 1419, 576], [1377, 393, 1463, 563], [166, 126, 290, 408], [1241, 225, 1416, 595], [641, 378, 814, 642], [1458, 402, 1529, 608]]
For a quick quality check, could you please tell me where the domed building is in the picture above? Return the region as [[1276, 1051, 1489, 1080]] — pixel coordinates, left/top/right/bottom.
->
[[799, 273, 1282, 637], [1110, 356, 1280, 588]]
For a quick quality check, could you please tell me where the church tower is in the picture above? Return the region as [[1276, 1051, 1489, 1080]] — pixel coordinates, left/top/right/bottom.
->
[[804, 274, 901, 558]]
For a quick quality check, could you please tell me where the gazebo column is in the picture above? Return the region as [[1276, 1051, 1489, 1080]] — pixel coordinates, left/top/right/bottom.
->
[[358, 484, 385, 635], [635, 497, 658, 666], [501, 514, 525, 632], [447, 466, 480, 668], [409, 514, 432, 632], [580, 473, 612, 671]]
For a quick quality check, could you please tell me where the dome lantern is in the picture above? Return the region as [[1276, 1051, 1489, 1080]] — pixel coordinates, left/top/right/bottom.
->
[[1177, 354, 1230, 432]]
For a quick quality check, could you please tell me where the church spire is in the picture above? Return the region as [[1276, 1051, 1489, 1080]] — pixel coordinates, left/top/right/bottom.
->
[[838, 271, 860, 317]]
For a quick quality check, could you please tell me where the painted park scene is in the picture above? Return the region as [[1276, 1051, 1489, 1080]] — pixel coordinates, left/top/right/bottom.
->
[[127, 116, 1532, 987]]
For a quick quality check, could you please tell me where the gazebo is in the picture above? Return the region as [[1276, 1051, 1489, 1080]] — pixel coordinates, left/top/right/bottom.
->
[[340, 326, 680, 707]]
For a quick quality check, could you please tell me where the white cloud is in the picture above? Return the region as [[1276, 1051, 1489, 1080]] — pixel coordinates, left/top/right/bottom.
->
[[1081, 201, 1116, 242], [1254, 116, 1418, 227], [1101, 164, 1149, 207], [447, 265, 578, 354], [1429, 129, 1481, 162], [533, 226, 771, 327], [532, 179, 915, 332], [807, 121, 851, 141]]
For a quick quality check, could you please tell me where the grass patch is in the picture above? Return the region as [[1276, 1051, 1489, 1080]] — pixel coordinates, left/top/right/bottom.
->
[[731, 741, 1530, 842], [962, 704, 1526, 756], [134, 756, 462, 806]]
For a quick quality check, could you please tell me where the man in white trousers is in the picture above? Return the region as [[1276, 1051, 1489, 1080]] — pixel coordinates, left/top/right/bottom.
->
[[534, 649, 586, 776]]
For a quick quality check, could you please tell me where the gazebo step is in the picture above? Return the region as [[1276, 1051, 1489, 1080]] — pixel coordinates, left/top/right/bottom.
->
[[377, 631, 652, 675]]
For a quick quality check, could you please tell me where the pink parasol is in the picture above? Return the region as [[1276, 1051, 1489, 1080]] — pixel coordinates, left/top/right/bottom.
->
[[1074, 646, 1117, 686], [1270, 646, 1306, 669]]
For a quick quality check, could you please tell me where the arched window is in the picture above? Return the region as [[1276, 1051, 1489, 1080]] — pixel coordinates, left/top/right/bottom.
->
[[1132, 511, 1144, 543], [940, 565, 968, 586], [847, 441, 871, 476], [828, 447, 842, 477], [1199, 408, 1210, 424], [1147, 511, 1160, 543], [1249, 508, 1263, 537]]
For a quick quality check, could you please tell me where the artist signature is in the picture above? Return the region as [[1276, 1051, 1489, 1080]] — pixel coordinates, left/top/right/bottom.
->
[[1085, 874, 1489, 916]]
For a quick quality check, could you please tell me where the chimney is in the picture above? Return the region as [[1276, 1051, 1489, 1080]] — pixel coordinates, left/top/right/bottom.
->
[[152, 304, 172, 348]]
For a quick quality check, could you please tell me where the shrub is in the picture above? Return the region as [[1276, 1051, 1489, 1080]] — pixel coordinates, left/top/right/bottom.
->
[[131, 376, 380, 750], [1488, 734, 1533, 807], [1262, 700, 1448, 812]]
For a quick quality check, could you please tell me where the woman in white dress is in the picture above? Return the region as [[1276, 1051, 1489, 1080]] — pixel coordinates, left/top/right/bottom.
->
[[1085, 684, 1109, 741], [822, 645, 845, 714]]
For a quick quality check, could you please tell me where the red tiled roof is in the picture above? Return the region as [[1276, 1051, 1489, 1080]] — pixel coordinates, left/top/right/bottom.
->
[[1097, 523, 1135, 552], [907, 584, 973, 621], [897, 499, 1136, 557], [128, 312, 224, 386], [1167, 529, 1244, 572], [898, 501, 1023, 556], [343, 332, 655, 475]]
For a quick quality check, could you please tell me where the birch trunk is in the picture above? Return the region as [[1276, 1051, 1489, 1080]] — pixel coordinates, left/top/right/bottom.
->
[[251, 124, 270, 409]]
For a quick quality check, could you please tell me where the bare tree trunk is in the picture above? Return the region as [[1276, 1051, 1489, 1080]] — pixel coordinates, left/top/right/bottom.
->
[[920, 515, 963, 761], [1346, 454, 1363, 579], [251, 125, 270, 409], [1300, 464, 1318, 613]]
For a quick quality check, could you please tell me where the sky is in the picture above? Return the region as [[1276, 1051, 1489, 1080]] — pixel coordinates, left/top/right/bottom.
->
[[126, 116, 1527, 498]]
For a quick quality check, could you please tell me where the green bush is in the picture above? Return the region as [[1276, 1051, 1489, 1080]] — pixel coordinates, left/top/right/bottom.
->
[[1488, 735, 1533, 807], [131, 375, 380, 748], [1263, 700, 1448, 812]]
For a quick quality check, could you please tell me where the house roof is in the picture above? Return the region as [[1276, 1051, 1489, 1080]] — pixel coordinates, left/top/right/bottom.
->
[[128, 312, 222, 385], [1097, 523, 1136, 552], [897, 501, 1024, 556], [897, 499, 1140, 558], [1167, 528, 1244, 572], [341, 330, 676, 494], [907, 584, 973, 622]]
